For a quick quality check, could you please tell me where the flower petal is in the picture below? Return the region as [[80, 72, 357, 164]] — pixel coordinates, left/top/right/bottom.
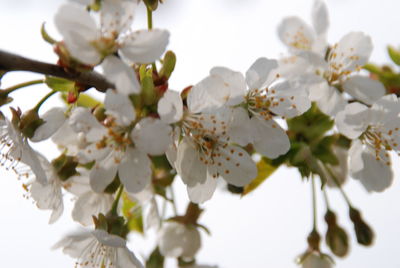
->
[[214, 145, 257, 187], [277, 16, 315, 51], [72, 191, 113, 226], [119, 149, 152, 194], [187, 172, 218, 204], [131, 118, 172, 155], [54, 4, 101, 65], [343, 76, 385, 105], [246, 58, 278, 89], [102, 55, 140, 95], [158, 90, 183, 124], [251, 117, 290, 159], [89, 155, 119, 193], [100, 0, 138, 36], [335, 102, 370, 139], [116, 247, 144, 268], [31, 107, 66, 142], [349, 140, 393, 192], [105, 89, 136, 126], [120, 29, 169, 64], [311, 0, 329, 36]]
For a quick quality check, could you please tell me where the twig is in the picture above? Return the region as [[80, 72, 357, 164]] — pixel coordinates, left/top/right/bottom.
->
[[0, 49, 114, 92]]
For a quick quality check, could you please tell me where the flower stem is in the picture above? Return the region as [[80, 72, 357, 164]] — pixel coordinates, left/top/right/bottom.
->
[[2, 79, 44, 94], [146, 7, 158, 72], [326, 165, 353, 208], [33, 90, 57, 112], [322, 187, 331, 211], [147, 6, 153, 30], [111, 185, 124, 215], [311, 176, 318, 230]]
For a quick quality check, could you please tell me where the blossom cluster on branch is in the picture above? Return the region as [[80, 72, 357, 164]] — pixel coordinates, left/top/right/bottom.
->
[[1, 0, 400, 267]]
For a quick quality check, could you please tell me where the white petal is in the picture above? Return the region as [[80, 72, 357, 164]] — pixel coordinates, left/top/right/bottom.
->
[[131, 118, 172, 155], [30, 177, 63, 224], [269, 80, 311, 118], [311, 0, 329, 35], [187, 67, 246, 113], [92, 229, 126, 247], [335, 102, 370, 139], [277, 17, 315, 51], [119, 149, 152, 194], [246, 57, 278, 89], [349, 140, 393, 192], [214, 145, 257, 187], [72, 191, 113, 226], [228, 107, 253, 146], [31, 107, 66, 142], [175, 139, 207, 186], [105, 89, 136, 126], [102, 55, 140, 95], [52, 231, 94, 257], [89, 154, 119, 193], [158, 222, 201, 258], [54, 4, 101, 65], [120, 29, 169, 64], [370, 94, 400, 127], [101, 0, 138, 36], [116, 247, 144, 268], [187, 172, 218, 204], [329, 32, 373, 72], [158, 90, 183, 124], [251, 117, 290, 159], [313, 84, 346, 116], [69, 107, 107, 142], [343, 76, 386, 105]]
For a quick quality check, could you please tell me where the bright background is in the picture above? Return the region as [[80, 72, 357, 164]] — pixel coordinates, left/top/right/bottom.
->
[[0, 0, 400, 267]]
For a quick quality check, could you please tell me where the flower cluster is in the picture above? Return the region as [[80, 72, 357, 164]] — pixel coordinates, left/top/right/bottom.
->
[[1, 0, 399, 267]]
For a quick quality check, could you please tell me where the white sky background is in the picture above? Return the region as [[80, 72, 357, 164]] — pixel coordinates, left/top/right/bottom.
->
[[0, 0, 400, 267]]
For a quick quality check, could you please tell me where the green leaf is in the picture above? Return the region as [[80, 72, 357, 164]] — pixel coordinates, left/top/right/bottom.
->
[[45, 76, 75, 92], [242, 157, 279, 196], [388, 45, 400, 66], [121, 193, 144, 234], [159, 51, 176, 79], [146, 247, 164, 268]]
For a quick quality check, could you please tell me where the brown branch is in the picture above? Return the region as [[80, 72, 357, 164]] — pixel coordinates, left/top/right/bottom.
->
[[0, 49, 114, 92]]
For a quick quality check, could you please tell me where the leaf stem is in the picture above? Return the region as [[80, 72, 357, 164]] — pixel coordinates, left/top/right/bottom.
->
[[2, 79, 44, 94]]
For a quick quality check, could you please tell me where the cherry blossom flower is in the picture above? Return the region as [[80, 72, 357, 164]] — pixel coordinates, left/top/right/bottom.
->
[[54, 0, 169, 94], [335, 94, 400, 192], [53, 229, 143, 268]]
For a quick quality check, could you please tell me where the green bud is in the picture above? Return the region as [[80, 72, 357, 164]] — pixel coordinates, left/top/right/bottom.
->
[[93, 212, 129, 239], [51, 154, 79, 181], [93, 106, 106, 121], [159, 51, 176, 79], [144, 0, 158, 11], [104, 175, 121, 194], [140, 65, 156, 106], [325, 210, 349, 257], [18, 109, 44, 139], [307, 229, 321, 251], [349, 207, 375, 246]]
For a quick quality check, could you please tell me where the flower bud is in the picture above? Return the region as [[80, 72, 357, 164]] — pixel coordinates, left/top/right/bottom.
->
[[140, 65, 157, 106], [349, 207, 374, 246], [144, 0, 159, 11], [159, 51, 176, 80], [325, 210, 349, 257]]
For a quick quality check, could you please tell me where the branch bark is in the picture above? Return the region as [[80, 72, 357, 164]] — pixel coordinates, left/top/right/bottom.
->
[[0, 49, 114, 92]]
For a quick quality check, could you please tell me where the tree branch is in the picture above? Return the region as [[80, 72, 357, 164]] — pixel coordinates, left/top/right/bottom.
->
[[0, 49, 114, 92]]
